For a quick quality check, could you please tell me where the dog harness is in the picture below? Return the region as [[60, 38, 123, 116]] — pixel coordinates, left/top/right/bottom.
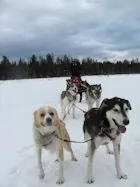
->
[[35, 130, 57, 147]]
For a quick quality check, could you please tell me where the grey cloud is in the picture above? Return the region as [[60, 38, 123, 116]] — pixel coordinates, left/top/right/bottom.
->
[[0, 0, 140, 60]]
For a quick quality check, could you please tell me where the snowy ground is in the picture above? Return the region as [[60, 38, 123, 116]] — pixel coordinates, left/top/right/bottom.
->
[[0, 74, 140, 187]]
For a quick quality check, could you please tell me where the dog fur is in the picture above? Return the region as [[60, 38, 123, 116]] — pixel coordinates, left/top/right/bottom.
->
[[66, 79, 89, 102], [60, 82, 78, 119], [80, 82, 102, 110], [33, 106, 77, 184], [83, 97, 132, 183]]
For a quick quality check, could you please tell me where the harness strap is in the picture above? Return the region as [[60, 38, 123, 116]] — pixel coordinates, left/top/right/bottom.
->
[[102, 130, 116, 141], [41, 131, 57, 146], [112, 119, 120, 128], [62, 103, 75, 120]]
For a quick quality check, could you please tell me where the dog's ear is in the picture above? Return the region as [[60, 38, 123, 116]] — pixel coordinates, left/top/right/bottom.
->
[[126, 100, 132, 110], [33, 110, 37, 123], [55, 116, 60, 127], [114, 97, 132, 110], [54, 112, 63, 127], [33, 110, 40, 128], [100, 98, 108, 108], [66, 79, 71, 84], [99, 98, 109, 116]]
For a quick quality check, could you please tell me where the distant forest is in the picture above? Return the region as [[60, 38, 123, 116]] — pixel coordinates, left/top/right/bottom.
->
[[0, 53, 140, 80]]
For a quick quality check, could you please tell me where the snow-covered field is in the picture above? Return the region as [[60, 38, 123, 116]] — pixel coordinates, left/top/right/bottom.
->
[[0, 75, 140, 187]]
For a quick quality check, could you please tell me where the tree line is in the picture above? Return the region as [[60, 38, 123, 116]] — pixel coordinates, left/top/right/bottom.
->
[[0, 54, 140, 80]]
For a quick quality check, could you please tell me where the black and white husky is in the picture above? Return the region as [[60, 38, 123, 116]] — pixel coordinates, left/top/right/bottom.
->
[[83, 97, 132, 183], [81, 83, 102, 110], [60, 83, 78, 119]]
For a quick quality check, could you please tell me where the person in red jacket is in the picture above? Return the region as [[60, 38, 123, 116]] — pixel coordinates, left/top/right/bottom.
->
[[70, 59, 82, 84], [69, 59, 85, 102]]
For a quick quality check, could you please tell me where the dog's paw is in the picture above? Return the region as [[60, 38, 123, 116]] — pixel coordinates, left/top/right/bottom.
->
[[72, 156, 78, 161], [117, 173, 127, 179], [55, 159, 59, 162], [56, 177, 65, 185], [38, 170, 45, 179], [107, 150, 114, 155], [85, 176, 94, 184]]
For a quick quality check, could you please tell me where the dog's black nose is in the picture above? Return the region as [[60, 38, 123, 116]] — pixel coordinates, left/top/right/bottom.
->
[[46, 117, 52, 123], [123, 119, 129, 125], [74, 88, 77, 92]]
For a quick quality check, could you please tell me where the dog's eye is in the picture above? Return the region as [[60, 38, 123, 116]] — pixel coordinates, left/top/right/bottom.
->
[[125, 108, 128, 112], [40, 113, 45, 117], [114, 108, 119, 112], [49, 112, 54, 116]]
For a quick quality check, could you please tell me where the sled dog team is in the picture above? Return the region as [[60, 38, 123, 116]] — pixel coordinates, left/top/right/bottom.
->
[[33, 79, 132, 184]]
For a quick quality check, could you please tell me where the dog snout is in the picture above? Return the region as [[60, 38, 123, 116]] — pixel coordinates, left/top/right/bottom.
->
[[123, 119, 129, 125], [74, 88, 77, 92], [46, 117, 52, 124]]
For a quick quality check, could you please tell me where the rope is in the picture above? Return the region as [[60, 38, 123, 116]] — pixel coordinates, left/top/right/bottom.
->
[[55, 134, 94, 143], [55, 126, 116, 144], [55, 129, 115, 143], [73, 104, 87, 114]]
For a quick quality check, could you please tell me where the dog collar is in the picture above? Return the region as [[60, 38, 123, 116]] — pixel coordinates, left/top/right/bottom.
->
[[40, 131, 57, 147], [41, 130, 57, 137]]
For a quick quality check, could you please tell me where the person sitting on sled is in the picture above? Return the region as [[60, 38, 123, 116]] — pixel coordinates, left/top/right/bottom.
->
[[69, 59, 85, 102], [70, 59, 82, 84]]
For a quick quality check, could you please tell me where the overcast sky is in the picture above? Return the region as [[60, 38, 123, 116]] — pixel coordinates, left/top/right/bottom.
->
[[0, 0, 140, 61]]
